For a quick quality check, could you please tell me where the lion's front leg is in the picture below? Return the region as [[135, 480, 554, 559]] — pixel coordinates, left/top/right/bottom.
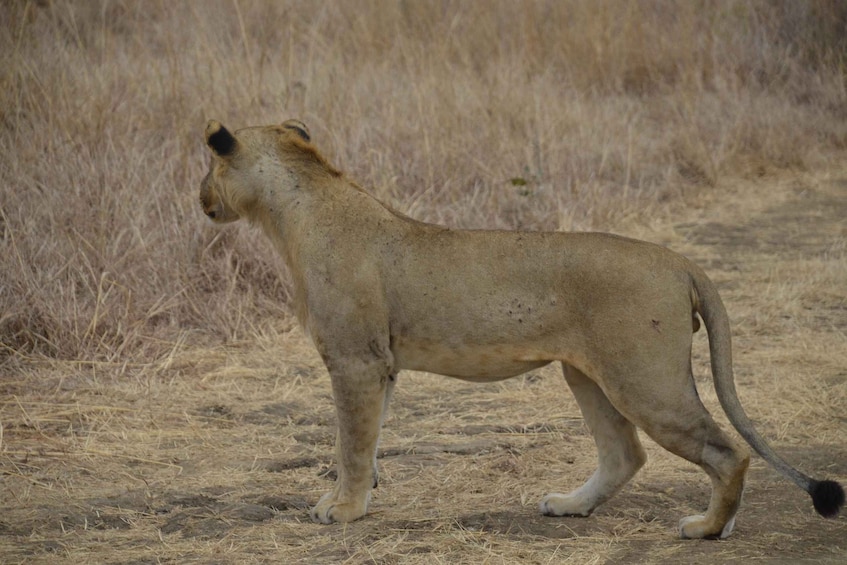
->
[[310, 357, 391, 524]]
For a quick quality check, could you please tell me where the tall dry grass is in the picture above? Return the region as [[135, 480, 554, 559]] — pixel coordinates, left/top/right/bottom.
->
[[1, 0, 846, 371]]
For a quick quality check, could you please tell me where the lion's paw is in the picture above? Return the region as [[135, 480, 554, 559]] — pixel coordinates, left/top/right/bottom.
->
[[678, 514, 735, 539], [310, 490, 369, 524], [539, 493, 593, 517]]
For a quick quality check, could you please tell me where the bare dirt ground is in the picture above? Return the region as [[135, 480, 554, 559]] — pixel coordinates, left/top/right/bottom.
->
[[1, 169, 845, 563]]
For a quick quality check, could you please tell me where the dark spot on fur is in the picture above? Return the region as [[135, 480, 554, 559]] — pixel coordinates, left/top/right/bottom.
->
[[651, 319, 662, 333]]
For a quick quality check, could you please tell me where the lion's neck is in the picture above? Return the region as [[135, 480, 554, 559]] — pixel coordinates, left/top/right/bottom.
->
[[249, 170, 404, 305]]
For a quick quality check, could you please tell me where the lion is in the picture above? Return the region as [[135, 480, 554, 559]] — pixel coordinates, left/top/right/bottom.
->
[[198, 119, 843, 538]]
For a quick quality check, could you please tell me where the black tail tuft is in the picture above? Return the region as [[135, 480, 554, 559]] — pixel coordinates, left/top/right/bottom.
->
[[810, 479, 845, 518]]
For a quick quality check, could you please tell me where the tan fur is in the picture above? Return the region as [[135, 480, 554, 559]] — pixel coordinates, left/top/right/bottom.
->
[[199, 119, 836, 538]]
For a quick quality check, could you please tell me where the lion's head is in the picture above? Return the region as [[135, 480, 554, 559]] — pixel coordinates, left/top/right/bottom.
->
[[199, 119, 335, 224]]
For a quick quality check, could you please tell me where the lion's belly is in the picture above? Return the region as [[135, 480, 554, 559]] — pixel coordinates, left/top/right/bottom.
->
[[392, 338, 552, 382]]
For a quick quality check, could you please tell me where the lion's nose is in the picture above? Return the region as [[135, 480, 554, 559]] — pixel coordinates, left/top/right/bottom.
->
[[206, 209, 217, 219]]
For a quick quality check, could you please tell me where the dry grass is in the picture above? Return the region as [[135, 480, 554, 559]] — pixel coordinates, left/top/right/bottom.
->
[[1, 1, 846, 563]]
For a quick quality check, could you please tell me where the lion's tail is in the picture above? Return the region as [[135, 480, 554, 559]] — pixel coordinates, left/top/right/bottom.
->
[[691, 266, 844, 518]]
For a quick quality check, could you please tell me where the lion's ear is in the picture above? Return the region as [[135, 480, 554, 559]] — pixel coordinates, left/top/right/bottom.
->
[[282, 119, 310, 142], [206, 120, 238, 157]]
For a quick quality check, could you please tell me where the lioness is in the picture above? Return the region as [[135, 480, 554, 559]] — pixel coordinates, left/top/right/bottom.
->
[[198, 119, 844, 538]]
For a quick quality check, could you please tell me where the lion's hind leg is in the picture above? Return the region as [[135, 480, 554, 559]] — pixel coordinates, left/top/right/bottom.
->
[[540, 364, 646, 517], [607, 375, 750, 539]]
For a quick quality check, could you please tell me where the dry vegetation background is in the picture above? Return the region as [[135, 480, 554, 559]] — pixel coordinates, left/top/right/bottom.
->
[[1, 1, 846, 563]]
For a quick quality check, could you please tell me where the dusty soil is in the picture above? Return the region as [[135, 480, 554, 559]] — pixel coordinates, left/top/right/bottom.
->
[[1, 169, 845, 563]]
